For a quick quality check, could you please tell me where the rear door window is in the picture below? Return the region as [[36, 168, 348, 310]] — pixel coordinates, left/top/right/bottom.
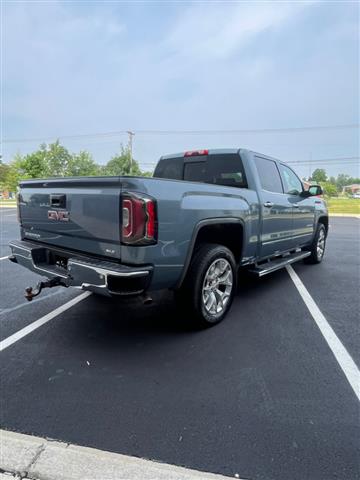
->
[[254, 157, 283, 193]]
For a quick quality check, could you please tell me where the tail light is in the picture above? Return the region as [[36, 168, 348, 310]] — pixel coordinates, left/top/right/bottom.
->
[[121, 192, 157, 245], [184, 149, 208, 157]]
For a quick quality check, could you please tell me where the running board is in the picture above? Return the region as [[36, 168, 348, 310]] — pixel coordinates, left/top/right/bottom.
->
[[248, 251, 311, 277]]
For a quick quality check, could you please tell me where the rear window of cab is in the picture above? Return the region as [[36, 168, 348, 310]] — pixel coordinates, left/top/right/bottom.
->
[[154, 153, 247, 188]]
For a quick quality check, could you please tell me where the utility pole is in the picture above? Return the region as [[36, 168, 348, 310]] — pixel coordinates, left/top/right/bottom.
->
[[127, 131, 135, 174]]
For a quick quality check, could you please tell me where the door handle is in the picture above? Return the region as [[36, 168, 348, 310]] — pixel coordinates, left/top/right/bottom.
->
[[263, 201, 274, 208], [293, 203, 299, 208]]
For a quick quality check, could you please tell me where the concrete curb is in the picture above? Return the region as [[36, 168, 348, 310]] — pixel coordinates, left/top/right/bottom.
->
[[329, 213, 360, 218], [0, 429, 244, 480]]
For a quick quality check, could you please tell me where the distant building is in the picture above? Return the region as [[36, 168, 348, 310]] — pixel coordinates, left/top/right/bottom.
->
[[343, 184, 360, 194]]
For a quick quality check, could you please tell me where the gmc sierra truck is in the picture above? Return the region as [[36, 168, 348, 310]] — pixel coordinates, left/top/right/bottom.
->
[[9, 148, 328, 327]]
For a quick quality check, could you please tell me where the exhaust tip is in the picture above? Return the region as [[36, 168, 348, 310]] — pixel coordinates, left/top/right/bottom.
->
[[8, 255, 17, 263], [142, 293, 153, 305]]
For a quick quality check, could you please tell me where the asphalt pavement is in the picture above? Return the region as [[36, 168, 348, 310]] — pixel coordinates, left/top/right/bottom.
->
[[0, 211, 359, 480]]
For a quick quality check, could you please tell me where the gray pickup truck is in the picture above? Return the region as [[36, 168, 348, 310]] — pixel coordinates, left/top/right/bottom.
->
[[9, 148, 328, 327]]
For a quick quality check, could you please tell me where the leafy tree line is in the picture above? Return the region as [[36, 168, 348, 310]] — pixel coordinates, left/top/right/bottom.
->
[[0, 141, 151, 192], [1, 145, 358, 196], [306, 168, 360, 196]]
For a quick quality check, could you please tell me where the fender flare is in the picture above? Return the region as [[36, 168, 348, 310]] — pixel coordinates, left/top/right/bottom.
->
[[176, 217, 245, 289]]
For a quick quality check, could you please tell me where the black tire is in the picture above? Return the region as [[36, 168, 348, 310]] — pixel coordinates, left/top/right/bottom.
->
[[304, 223, 327, 264], [175, 243, 237, 328]]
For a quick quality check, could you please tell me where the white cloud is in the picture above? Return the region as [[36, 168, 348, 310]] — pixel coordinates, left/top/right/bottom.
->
[[3, 2, 127, 130], [165, 2, 307, 60], [2, 1, 359, 177]]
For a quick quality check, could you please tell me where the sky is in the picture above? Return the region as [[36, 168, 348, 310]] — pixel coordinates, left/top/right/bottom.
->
[[2, 0, 359, 179]]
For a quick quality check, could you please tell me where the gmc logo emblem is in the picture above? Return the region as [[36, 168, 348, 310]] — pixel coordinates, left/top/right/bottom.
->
[[48, 210, 70, 222]]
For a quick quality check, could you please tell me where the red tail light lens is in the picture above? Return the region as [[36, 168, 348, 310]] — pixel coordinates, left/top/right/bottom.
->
[[121, 193, 157, 245], [145, 200, 156, 239]]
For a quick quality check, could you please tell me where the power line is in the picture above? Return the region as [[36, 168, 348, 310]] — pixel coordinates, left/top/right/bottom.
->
[[135, 124, 360, 135], [2, 124, 359, 144], [2, 131, 129, 144], [288, 163, 359, 167], [287, 156, 360, 164]]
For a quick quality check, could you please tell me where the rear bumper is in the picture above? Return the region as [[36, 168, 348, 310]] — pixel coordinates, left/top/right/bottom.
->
[[9, 240, 153, 296]]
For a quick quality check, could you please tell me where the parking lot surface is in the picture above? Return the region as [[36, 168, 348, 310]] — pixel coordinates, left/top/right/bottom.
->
[[0, 212, 359, 480]]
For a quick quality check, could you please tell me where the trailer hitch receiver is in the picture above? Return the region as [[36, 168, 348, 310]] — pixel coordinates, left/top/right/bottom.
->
[[25, 277, 65, 301]]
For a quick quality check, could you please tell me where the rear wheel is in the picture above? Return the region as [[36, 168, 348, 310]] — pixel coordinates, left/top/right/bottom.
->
[[304, 223, 327, 264], [175, 243, 237, 328]]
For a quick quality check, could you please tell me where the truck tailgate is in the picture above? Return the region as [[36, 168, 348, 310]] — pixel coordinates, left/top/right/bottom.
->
[[18, 177, 122, 259]]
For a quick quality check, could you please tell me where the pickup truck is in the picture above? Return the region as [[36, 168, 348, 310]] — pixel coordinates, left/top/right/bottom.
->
[[9, 148, 328, 327]]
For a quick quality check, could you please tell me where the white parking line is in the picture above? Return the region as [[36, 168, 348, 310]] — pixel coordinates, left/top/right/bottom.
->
[[3, 214, 16, 217], [0, 291, 91, 352], [287, 265, 360, 401], [0, 289, 63, 317], [0, 256, 9, 261]]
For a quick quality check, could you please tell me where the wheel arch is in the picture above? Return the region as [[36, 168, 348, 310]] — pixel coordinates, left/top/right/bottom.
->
[[176, 218, 245, 289], [317, 215, 329, 234]]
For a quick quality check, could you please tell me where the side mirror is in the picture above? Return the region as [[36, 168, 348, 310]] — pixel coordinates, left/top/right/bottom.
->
[[308, 185, 323, 196]]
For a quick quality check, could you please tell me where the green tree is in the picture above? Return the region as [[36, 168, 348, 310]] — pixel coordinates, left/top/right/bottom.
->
[[141, 170, 153, 177], [45, 141, 72, 176], [2, 155, 24, 191], [19, 146, 48, 178], [334, 173, 360, 192], [10, 141, 72, 180], [335, 173, 351, 191], [4, 141, 153, 189], [0, 160, 10, 188], [66, 151, 100, 177], [311, 168, 327, 183], [320, 181, 338, 197], [104, 145, 142, 176]]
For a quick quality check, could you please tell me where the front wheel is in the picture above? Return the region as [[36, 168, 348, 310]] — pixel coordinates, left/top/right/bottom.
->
[[175, 243, 237, 328], [304, 223, 327, 264]]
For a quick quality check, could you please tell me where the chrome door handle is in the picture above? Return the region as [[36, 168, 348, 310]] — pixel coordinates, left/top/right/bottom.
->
[[293, 203, 299, 208], [263, 201, 274, 208]]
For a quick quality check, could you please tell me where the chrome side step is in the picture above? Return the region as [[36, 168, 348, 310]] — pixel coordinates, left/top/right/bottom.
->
[[248, 251, 311, 277]]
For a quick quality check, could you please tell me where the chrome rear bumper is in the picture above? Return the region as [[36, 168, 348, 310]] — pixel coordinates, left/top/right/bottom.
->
[[9, 240, 152, 296]]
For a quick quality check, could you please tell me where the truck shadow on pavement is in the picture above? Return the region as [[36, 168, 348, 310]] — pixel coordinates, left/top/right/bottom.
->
[[69, 268, 289, 347]]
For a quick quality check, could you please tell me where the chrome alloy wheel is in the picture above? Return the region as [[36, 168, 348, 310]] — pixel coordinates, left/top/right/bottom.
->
[[202, 258, 233, 315], [317, 228, 326, 260]]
